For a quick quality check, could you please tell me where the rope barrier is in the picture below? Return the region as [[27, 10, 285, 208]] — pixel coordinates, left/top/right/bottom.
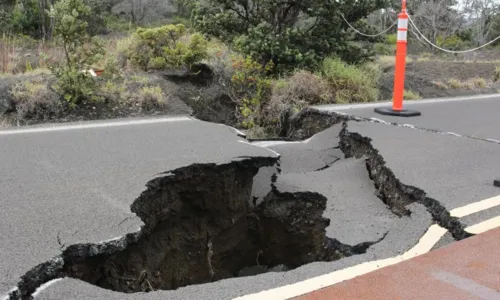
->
[[407, 14, 500, 54], [340, 14, 397, 38]]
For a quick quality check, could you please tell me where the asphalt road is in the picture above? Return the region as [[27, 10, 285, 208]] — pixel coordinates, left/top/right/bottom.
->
[[0, 117, 277, 299], [316, 94, 500, 141], [2, 95, 500, 300]]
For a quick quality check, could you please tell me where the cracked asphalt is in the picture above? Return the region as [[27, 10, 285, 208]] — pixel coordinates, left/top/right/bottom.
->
[[2, 95, 500, 300], [0, 118, 277, 299]]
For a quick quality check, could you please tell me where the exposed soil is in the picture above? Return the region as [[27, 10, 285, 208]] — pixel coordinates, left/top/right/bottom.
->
[[0, 63, 241, 128], [379, 60, 500, 100]]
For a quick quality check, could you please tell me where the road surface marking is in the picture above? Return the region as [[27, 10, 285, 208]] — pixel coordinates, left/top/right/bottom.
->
[[233, 225, 448, 300], [234, 194, 500, 300], [466, 216, 500, 234], [0, 116, 192, 136], [31, 278, 63, 298], [252, 137, 314, 148], [450, 195, 500, 218], [431, 271, 500, 300], [313, 93, 500, 111]]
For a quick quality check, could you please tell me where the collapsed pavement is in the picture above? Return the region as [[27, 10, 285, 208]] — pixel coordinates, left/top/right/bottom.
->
[[2, 108, 500, 300]]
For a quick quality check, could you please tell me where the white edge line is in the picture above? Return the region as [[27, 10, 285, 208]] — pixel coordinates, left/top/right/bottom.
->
[[233, 225, 448, 300], [0, 116, 192, 135], [238, 140, 281, 157], [1, 287, 19, 300], [313, 93, 500, 111], [234, 194, 500, 300], [32, 278, 63, 298], [465, 216, 500, 234], [251, 137, 314, 148], [450, 195, 500, 218]]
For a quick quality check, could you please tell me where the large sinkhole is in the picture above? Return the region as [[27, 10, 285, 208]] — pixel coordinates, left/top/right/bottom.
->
[[61, 157, 346, 293]]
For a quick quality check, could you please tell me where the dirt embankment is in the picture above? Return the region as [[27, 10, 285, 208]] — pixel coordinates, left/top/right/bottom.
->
[[0, 64, 238, 127], [379, 60, 500, 100]]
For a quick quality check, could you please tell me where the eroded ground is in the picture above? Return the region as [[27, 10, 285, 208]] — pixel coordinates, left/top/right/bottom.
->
[[1, 101, 500, 300]]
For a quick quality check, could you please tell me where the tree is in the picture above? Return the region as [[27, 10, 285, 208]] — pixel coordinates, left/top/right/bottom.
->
[[50, 0, 105, 105], [118, 0, 164, 25], [186, 0, 390, 72], [12, 0, 42, 37], [463, 0, 500, 45], [409, 0, 465, 51]]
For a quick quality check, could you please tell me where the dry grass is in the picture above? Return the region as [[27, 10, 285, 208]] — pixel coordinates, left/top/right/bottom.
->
[[469, 77, 487, 88], [494, 66, 500, 82], [260, 71, 325, 135], [0, 34, 65, 75], [446, 77, 490, 89], [447, 78, 464, 89], [377, 53, 500, 69], [10, 81, 61, 121], [378, 55, 415, 69], [432, 81, 449, 89], [134, 86, 168, 111], [403, 90, 421, 100]]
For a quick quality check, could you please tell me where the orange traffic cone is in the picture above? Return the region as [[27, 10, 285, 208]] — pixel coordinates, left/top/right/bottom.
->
[[375, 0, 421, 117]]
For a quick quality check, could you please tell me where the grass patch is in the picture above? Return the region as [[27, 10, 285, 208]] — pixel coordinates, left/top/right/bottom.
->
[[432, 81, 449, 89], [469, 77, 487, 88], [447, 78, 464, 89], [10, 81, 61, 121], [320, 57, 380, 103], [135, 86, 167, 111], [403, 89, 420, 100], [447, 77, 489, 89]]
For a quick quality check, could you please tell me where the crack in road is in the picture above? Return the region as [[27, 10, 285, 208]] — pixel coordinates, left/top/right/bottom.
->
[[2, 112, 483, 300], [339, 122, 472, 240]]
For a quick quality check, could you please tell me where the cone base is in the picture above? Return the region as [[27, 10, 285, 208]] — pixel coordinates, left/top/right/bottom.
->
[[494, 179, 500, 188], [374, 107, 421, 117]]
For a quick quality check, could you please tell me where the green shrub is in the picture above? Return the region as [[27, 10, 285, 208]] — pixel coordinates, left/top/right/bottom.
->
[[320, 57, 380, 103], [52, 67, 101, 107], [494, 66, 500, 82], [101, 55, 122, 81], [0, 9, 13, 35], [51, 0, 105, 106], [105, 15, 134, 33], [374, 43, 395, 55], [98, 79, 128, 103], [436, 34, 466, 50], [127, 24, 208, 71], [11, 0, 42, 38], [135, 86, 167, 111], [149, 57, 168, 69], [229, 56, 274, 129], [385, 34, 397, 45], [10, 81, 62, 120]]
